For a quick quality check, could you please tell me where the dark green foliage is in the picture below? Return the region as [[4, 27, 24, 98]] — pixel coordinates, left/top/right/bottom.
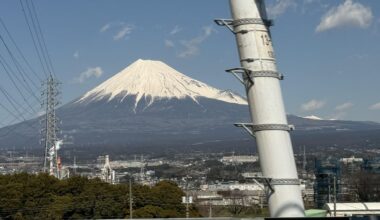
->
[[0, 173, 199, 219]]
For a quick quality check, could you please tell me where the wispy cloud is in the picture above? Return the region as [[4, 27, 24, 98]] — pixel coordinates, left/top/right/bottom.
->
[[100, 23, 111, 33], [369, 102, 380, 110], [331, 102, 354, 120], [100, 22, 134, 41], [316, 0, 373, 32], [330, 111, 347, 120], [170, 25, 182, 35], [164, 40, 175, 48], [178, 26, 216, 58], [73, 51, 79, 59], [335, 102, 354, 111], [74, 67, 103, 84], [113, 24, 134, 40], [267, 0, 297, 19], [301, 99, 326, 112]]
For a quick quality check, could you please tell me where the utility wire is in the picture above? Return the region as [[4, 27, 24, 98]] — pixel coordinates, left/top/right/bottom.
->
[[29, 0, 56, 78], [23, 0, 55, 78], [19, 0, 48, 78], [0, 53, 40, 105], [0, 33, 40, 92], [0, 16, 42, 81], [0, 55, 38, 114], [0, 86, 34, 118]]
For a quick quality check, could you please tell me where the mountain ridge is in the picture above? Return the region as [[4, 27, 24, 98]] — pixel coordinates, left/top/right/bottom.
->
[[77, 59, 247, 112], [0, 60, 379, 150]]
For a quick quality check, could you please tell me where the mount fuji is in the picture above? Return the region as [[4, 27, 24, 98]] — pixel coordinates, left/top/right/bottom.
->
[[76, 59, 246, 111], [0, 60, 251, 150], [0, 59, 379, 152]]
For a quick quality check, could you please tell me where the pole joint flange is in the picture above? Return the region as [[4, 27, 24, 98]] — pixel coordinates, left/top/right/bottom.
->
[[254, 177, 300, 194], [234, 123, 295, 138], [232, 18, 274, 28], [251, 124, 295, 132], [270, 178, 301, 186], [251, 70, 284, 80]]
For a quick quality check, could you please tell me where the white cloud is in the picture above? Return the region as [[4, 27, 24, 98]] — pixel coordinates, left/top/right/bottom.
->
[[164, 40, 175, 48], [369, 102, 380, 110], [74, 67, 103, 84], [301, 99, 326, 112], [330, 111, 347, 120], [100, 22, 134, 41], [100, 23, 111, 32], [113, 24, 134, 41], [335, 102, 354, 111], [170, 25, 182, 35], [316, 0, 373, 32], [178, 26, 215, 58], [267, 0, 297, 19], [73, 51, 79, 59]]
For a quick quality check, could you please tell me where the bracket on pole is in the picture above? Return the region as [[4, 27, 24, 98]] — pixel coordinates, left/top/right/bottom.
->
[[234, 123, 255, 137], [214, 19, 235, 34], [226, 68, 253, 85], [215, 18, 274, 35]]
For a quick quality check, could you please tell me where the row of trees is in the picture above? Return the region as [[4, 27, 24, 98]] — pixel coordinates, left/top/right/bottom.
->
[[0, 173, 199, 219]]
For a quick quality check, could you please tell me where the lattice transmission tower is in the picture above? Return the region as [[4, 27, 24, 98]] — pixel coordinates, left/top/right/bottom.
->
[[41, 74, 60, 174]]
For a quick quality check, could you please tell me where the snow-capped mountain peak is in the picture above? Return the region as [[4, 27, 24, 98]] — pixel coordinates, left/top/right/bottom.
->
[[78, 59, 247, 107], [303, 115, 323, 120]]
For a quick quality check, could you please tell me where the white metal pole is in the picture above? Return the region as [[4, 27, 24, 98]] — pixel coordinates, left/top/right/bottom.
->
[[228, 0, 305, 217], [334, 175, 337, 217], [129, 178, 133, 219]]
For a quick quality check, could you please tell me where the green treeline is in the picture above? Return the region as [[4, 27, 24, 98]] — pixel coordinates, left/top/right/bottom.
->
[[0, 173, 199, 219]]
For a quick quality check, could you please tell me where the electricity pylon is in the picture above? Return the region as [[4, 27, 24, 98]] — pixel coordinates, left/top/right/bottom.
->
[[41, 74, 60, 174]]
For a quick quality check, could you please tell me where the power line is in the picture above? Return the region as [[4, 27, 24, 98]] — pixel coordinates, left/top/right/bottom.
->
[[29, 0, 56, 78], [22, 0, 55, 78], [0, 54, 39, 114], [0, 33, 40, 93], [0, 85, 34, 118], [0, 16, 42, 81], [0, 93, 41, 139], [19, 0, 48, 78]]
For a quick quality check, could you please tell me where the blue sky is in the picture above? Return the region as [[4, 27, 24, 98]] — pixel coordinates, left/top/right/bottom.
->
[[0, 0, 380, 126]]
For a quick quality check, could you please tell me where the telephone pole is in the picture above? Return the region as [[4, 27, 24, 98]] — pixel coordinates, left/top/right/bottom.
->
[[41, 74, 60, 174], [303, 146, 307, 178], [129, 178, 133, 219], [215, 0, 304, 217]]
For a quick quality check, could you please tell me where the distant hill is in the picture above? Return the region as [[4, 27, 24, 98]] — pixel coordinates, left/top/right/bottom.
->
[[0, 59, 379, 152]]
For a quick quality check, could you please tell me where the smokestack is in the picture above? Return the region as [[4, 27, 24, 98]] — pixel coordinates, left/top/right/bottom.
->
[[216, 0, 305, 217]]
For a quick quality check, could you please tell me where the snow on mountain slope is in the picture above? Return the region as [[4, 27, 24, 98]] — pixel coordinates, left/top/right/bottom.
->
[[78, 59, 246, 108], [303, 115, 323, 120]]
